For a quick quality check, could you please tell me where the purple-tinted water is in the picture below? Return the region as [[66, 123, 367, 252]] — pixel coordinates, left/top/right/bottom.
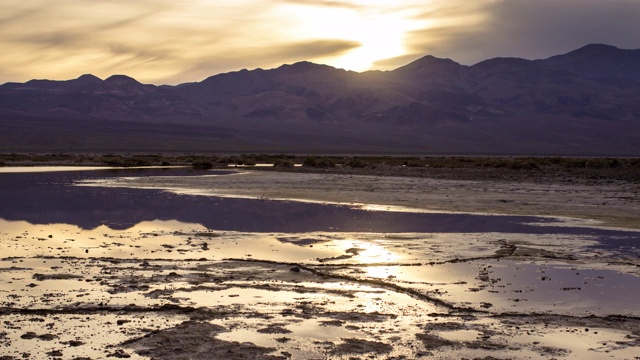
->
[[0, 169, 638, 252]]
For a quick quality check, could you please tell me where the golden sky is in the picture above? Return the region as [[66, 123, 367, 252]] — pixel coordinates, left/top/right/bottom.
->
[[1, 0, 639, 84]]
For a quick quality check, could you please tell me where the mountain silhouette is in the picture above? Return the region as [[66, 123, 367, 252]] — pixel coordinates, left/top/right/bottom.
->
[[1, 44, 639, 155]]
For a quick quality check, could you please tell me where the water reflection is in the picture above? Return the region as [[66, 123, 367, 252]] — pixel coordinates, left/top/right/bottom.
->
[[1, 169, 639, 242], [2, 168, 639, 360]]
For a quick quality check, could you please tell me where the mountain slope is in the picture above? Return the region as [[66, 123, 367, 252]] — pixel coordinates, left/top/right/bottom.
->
[[1, 44, 640, 155], [537, 44, 640, 83]]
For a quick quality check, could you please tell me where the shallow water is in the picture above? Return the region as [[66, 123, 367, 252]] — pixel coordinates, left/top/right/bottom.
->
[[2, 168, 640, 237], [1, 167, 639, 359]]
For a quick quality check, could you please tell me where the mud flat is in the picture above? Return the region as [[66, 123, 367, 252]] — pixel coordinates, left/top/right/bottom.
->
[[1, 168, 640, 359]]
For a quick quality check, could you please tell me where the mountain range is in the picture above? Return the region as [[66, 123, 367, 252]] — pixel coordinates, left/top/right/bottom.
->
[[1, 43, 640, 155]]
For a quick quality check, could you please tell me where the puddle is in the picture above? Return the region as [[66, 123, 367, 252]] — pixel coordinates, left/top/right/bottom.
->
[[214, 318, 358, 359], [2, 168, 636, 236], [437, 329, 482, 342], [511, 327, 640, 360]]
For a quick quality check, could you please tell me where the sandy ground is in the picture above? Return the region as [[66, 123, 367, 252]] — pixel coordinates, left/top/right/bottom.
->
[[2, 168, 640, 359]]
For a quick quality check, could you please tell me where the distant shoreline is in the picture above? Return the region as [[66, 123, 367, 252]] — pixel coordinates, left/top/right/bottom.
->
[[70, 159, 640, 230]]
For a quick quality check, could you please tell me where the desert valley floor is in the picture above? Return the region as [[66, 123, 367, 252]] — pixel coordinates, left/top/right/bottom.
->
[[1, 166, 639, 359]]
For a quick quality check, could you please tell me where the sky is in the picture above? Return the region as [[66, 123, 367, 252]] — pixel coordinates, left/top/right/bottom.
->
[[1, 0, 640, 85]]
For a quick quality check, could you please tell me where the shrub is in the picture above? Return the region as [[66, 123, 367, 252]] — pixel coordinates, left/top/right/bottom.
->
[[303, 156, 336, 168], [507, 160, 539, 170], [239, 158, 257, 166], [564, 159, 587, 168], [403, 159, 425, 167], [273, 160, 294, 168], [124, 157, 152, 167], [192, 160, 213, 170], [586, 158, 620, 168], [346, 158, 369, 168]]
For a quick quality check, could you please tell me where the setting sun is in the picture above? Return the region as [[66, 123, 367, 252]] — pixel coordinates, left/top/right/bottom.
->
[[278, 3, 425, 71]]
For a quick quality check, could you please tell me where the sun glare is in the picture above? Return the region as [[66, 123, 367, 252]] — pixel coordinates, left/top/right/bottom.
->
[[366, 266, 398, 279], [280, 3, 424, 71], [342, 240, 400, 263]]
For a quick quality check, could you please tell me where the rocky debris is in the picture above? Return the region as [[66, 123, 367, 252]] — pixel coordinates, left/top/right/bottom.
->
[[32, 273, 83, 281], [330, 338, 393, 355], [416, 333, 457, 350], [124, 321, 282, 360], [46, 349, 63, 357], [257, 325, 292, 334], [20, 332, 57, 341], [106, 349, 131, 358], [20, 332, 38, 340], [62, 340, 84, 347], [319, 320, 345, 327]]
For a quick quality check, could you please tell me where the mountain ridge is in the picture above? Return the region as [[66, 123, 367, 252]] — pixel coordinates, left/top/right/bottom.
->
[[1, 44, 640, 155]]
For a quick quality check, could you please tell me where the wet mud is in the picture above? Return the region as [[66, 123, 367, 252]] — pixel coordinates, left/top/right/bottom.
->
[[1, 168, 639, 359]]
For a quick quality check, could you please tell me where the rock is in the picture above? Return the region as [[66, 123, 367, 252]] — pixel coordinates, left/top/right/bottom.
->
[[107, 349, 131, 358], [38, 333, 57, 341], [20, 332, 37, 340]]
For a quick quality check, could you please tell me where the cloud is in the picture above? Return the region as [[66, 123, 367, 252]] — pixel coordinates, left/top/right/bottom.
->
[[371, 53, 426, 69], [2, 0, 640, 84], [270, 39, 361, 61], [0, 6, 36, 27], [0, 0, 249, 83], [167, 39, 361, 84], [405, 0, 640, 64], [278, 0, 363, 9], [0, 0, 367, 84]]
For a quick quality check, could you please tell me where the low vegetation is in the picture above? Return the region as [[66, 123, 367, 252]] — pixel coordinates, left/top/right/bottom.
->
[[1, 153, 639, 169], [1, 153, 639, 182]]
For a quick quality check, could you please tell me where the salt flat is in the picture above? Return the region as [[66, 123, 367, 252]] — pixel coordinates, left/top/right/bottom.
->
[[1, 168, 639, 359]]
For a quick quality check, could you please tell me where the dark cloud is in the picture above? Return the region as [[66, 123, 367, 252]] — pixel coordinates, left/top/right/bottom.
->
[[106, 43, 177, 64], [13, 30, 86, 48], [270, 39, 361, 61], [371, 53, 426, 69], [0, 6, 38, 26], [169, 39, 361, 84], [109, 39, 360, 84], [408, 0, 640, 64]]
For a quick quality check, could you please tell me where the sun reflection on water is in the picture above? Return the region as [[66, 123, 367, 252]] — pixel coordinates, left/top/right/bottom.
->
[[342, 240, 400, 263], [366, 266, 399, 279]]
